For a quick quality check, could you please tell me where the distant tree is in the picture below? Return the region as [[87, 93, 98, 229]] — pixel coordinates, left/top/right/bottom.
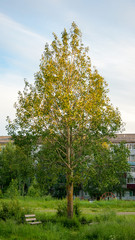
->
[[35, 141, 62, 196], [0, 142, 34, 195], [111, 142, 130, 199], [7, 22, 122, 218], [85, 142, 130, 199]]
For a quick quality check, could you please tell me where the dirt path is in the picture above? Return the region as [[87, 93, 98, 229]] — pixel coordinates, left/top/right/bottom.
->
[[117, 212, 135, 215]]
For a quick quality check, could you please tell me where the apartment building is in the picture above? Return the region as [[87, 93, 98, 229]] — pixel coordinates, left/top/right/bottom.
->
[[0, 136, 12, 146], [111, 134, 135, 200]]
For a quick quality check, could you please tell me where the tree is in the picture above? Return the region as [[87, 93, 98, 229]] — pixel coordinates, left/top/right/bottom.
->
[[7, 22, 122, 218], [111, 142, 130, 199], [0, 142, 34, 195], [35, 140, 63, 196], [84, 142, 130, 199]]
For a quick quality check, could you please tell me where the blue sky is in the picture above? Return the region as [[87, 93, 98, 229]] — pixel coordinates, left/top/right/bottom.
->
[[1, 0, 135, 135]]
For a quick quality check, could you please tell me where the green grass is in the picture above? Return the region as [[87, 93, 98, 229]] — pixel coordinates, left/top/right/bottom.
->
[[0, 219, 76, 240], [1, 215, 135, 240], [1, 197, 135, 239]]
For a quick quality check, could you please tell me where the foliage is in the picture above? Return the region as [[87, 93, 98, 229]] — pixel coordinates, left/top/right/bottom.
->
[[57, 200, 67, 217], [5, 179, 20, 198], [27, 177, 41, 197], [74, 199, 81, 217], [43, 194, 54, 201], [57, 199, 81, 217], [0, 189, 3, 198], [0, 142, 34, 195], [84, 142, 130, 199], [35, 142, 64, 196], [36, 144, 67, 197], [0, 200, 25, 223], [111, 142, 130, 197], [7, 22, 123, 218]]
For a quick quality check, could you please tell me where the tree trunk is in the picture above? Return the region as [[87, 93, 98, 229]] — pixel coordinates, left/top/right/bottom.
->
[[119, 191, 122, 200], [67, 172, 73, 218], [67, 126, 73, 218]]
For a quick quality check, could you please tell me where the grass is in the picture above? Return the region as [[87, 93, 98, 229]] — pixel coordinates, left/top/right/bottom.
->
[[0, 219, 76, 240], [1, 215, 135, 240], [1, 197, 135, 239]]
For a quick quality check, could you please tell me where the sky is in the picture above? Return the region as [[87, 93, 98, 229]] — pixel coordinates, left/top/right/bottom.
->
[[0, 0, 135, 135]]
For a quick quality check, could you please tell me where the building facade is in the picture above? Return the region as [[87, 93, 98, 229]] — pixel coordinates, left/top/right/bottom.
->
[[111, 134, 135, 200], [0, 136, 12, 146]]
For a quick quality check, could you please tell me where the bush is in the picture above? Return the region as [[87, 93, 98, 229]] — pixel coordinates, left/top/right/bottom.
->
[[43, 194, 54, 201], [57, 200, 67, 217], [57, 199, 81, 218], [27, 185, 41, 197], [27, 177, 41, 197], [5, 179, 20, 198], [74, 199, 81, 217], [0, 200, 25, 223]]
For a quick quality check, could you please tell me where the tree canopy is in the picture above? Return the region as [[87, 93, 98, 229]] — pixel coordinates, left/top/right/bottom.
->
[[0, 142, 34, 195], [7, 22, 124, 217], [84, 142, 130, 199]]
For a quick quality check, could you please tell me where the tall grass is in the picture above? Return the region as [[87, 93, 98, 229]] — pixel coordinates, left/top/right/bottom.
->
[[77, 216, 135, 240], [1, 197, 135, 239], [1, 214, 135, 240], [0, 219, 76, 240]]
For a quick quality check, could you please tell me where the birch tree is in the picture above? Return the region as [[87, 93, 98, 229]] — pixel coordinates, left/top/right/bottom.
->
[[7, 22, 122, 218]]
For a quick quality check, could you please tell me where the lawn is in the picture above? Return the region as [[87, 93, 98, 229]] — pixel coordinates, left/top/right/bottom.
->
[[1, 197, 135, 239]]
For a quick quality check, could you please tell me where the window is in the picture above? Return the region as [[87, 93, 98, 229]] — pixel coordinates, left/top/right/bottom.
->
[[131, 167, 135, 172], [127, 144, 135, 150], [127, 144, 132, 149], [127, 178, 135, 184], [127, 178, 134, 184], [132, 144, 135, 149], [130, 155, 135, 162], [130, 191, 133, 197]]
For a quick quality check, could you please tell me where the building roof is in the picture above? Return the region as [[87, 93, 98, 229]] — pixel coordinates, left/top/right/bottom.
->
[[0, 136, 12, 145], [1, 134, 135, 145], [110, 134, 135, 143]]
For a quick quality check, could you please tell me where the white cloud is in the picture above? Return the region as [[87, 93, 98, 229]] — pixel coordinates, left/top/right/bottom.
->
[[0, 13, 49, 67], [0, 78, 23, 135]]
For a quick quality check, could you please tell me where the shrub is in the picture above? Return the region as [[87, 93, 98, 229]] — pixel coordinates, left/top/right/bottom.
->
[[5, 179, 20, 198], [74, 199, 81, 217], [57, 199, 81, 217], [57, 200, 67, 217], [27, 185, 41, 197], [27, 177, 41, 197], [43, 194, 54, 201], [0, 200, 25, 223]]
